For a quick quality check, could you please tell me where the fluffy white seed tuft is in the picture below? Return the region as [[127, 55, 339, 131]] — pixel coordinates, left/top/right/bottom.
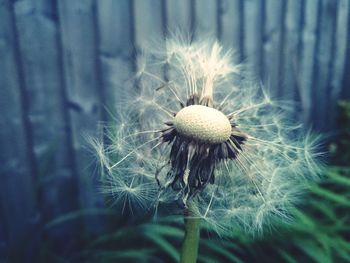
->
[[93, 36, 322, 234], [174, 105, 232, 144]]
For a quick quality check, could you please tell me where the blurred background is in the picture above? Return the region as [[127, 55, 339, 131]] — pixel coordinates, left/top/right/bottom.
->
[[1, 0, 350, 262]]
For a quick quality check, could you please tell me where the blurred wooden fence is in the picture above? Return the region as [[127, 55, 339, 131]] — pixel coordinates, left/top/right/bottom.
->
[[0, 0, 349, 257]]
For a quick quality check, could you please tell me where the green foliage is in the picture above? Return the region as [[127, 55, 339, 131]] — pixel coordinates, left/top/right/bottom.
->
[[269, 166, 350, 263], [30, 165, 350, 263], [20, 169, 349, 262], [14, 101, 350, 262], [329, 100, 350, 165]]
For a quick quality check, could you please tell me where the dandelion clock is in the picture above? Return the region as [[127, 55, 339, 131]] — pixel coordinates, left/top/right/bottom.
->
[[91, 36, 322, 263]]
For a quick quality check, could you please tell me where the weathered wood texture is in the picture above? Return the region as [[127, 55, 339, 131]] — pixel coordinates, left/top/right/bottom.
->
[[0, 0, 37, 254], [57, 0, 105, 233], [193, 0, 218, 39], [1, 0, 349, 258], [219, 0, 244, 64], [97, 0, 135, 113], [12, 0, 81, 233], [282, 0, 303, 104], [243, 0, 264, 79]]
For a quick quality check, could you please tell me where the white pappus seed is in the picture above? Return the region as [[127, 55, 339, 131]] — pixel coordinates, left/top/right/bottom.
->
[[95, 37, 322, 234], [173, 105, 232, 144]]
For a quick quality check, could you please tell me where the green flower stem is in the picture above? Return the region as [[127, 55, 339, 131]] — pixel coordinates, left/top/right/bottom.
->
[[180, 207, 201, 263]]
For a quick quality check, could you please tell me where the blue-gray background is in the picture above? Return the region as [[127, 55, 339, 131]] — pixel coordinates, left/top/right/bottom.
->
[[1, 0, 349, 262]]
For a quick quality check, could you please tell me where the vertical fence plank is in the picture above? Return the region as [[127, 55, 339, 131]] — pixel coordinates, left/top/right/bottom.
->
[[165, 0, 192, 36], [164, 0, 192, 94], [96, 0, 135, 113], [12, 0, 79, 225], [313, 0, 338, 130], [133, 0, 165, 50], [219, 0, 244, 64], [282, 0, 303, 110], [243, 0, 264, 79], [342, 2, 350, 100], [133, 0, 165, 77], [263, 0, 285, 97], [0, 0, 37, 257], [57, 0, 105, 232], [329, 0, 350, 126], [0, 212, 8, 257], [299, 0, 320, 124], [193, 0, 218, 39]]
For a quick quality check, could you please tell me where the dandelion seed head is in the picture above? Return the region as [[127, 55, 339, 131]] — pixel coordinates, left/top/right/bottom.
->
[[174, 105, 231, 144], [93, 36, 322, 234]]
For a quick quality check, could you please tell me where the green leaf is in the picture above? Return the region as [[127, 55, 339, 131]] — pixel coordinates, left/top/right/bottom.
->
[[331, 238, 350, 261], [296, 239, 332, 263], [94, 248, 154, 261], [201, 239, 244, 263], [88, 227, 137, 248], [144, 232, 179, 262], [198, 255, 219, 263], [277, 249, 298, 263], [327, 170, 350, 187], [220, 240, 243, 253], [141, 222, 182, 262], [333, 237, 350, 251], [310, 186, 350, 206], [142, 224, 183, 238], [292, 208, 316, 229], [308, 200, 337, 221], [44, 209, 116, 229]]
